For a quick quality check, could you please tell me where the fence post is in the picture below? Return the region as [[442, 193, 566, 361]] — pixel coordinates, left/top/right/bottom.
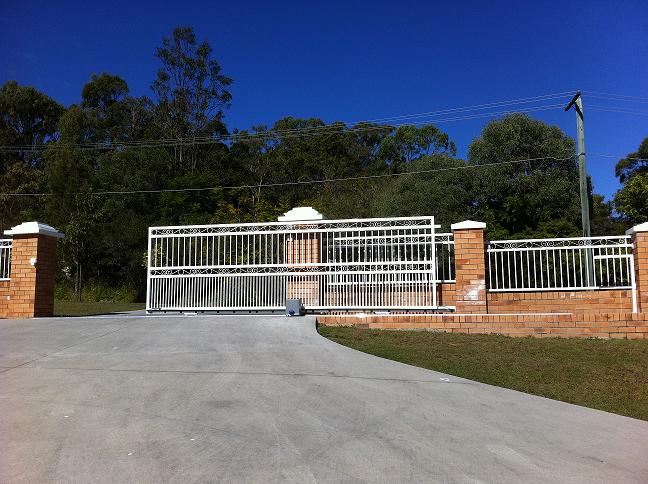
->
[[628, 222, 648, 313], [451, 220, 487, 314], [4, 222, 64, 318]]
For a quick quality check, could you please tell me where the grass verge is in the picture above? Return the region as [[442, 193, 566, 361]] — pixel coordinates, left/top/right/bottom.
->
[[318, 325, 648, 421], [54, 300, 145, 317]]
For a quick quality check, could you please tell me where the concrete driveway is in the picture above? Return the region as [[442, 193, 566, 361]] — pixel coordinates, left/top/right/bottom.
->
[[0, 314, 647, 483]]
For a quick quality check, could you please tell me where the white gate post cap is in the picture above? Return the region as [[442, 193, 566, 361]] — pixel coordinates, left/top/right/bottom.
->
[[278, 207, 325, 222], [4, 221, 64, 238], [626, 222, 648, 235], [450, 220, 486, 231]]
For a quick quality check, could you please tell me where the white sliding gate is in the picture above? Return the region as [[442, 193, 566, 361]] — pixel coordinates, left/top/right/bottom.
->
[[146, 216, 451, 312]]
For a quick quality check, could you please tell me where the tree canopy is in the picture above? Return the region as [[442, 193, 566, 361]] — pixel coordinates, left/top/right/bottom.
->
[[615, 137, 648, 183], [615, 137, 648, 225], [467, 113, 583, 238], [0, 81, 63, 229]]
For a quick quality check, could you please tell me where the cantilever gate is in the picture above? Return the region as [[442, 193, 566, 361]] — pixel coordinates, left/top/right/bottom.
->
[[146, 216, 450, 312]]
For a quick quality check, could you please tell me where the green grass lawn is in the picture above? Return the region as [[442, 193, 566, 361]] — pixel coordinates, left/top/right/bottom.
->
[[54, 300, 145, 317], [318, 326, 648, 421]]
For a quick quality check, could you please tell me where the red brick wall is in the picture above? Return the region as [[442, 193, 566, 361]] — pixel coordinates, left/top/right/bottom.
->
[[32, 236, 58, 317], [634, 232, 648, 312], [0, 280, 10, 315], [377, 285, 632, 314], [438, 283, 456, 307], [318, 312, 648, 339], [486, 289, 633, 314]]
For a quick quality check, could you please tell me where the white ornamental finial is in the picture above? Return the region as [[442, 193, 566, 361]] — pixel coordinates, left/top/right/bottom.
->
[[278, 207, 325, 222]]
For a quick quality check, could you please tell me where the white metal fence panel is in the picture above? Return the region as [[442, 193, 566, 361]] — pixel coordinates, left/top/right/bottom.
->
[[147, 216, 451, 312], [0, 239, 12, 280], [487, 236, 635, 302]]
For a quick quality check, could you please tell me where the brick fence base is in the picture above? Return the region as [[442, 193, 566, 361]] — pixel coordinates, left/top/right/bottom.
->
[[436, 285, 634, 314], [317, 312, 648, 339]]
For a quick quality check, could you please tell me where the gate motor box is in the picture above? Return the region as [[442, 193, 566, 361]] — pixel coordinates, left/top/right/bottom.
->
[[286, 299, 304, 317]]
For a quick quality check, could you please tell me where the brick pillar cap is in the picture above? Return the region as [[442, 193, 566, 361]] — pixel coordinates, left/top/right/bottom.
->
[[626, 222, 648, 235], [4, 221, 64, 238], [278, 207, 325, 222], [451, 220, 486, 231]]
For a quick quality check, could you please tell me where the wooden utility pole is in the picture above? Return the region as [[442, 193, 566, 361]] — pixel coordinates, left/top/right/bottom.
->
[[565, 91, 594, 286], [564, 91, 591, 238]]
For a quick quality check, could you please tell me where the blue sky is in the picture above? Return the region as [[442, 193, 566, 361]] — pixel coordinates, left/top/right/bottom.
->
[[1, 0, 647, 200]]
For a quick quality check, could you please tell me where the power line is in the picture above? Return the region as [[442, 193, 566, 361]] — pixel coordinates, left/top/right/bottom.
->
[[582, 90, 648, 104], [0, 155, 575, 198], [0, 103, 566, 150], [0, 90, 643, 153], [593, 154, 648, 162], [0, 102, 568, 152], [588, 106, 648, 116], [1, 91, 574, 149], [0, 91, 576, 151], [109, 104, 565, 148], [337, 92, 574, 124]]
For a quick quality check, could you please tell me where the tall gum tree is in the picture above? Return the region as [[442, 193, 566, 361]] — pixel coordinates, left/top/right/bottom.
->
[[151, 26, 232, 174], [615, 137, 648, 224], [0, 81, 63, 230], [468, 113, 582, 239]]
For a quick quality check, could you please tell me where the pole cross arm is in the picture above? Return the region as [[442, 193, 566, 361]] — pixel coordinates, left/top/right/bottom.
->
[[565, 91, 584, 120]]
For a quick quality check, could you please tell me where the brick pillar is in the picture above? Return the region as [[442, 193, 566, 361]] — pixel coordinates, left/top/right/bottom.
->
[[285, 229, 320, 303], [451, 220, 487, 314], [285, 232, 320, 266], [278, 207, 324, 307], [628, 222, 648, 313], [4, 222, 64, 318]]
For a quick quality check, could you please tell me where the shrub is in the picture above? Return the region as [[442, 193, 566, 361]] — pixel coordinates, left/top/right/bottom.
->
[[55, 282, 138, 302]]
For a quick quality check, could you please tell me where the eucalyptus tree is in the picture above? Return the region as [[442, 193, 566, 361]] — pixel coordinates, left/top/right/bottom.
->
[[151, 26, 232, 174], [614, 137, 648, 224], [44, 73, 163, 300], [378, 124, 457, 171], [615, 174, 648, 224], [0, 81, 63, 230], [614, 137, 648, 225], [615, 137, 648, 183], [371, 154, 473, 229], [468, 113, 581, 238]]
